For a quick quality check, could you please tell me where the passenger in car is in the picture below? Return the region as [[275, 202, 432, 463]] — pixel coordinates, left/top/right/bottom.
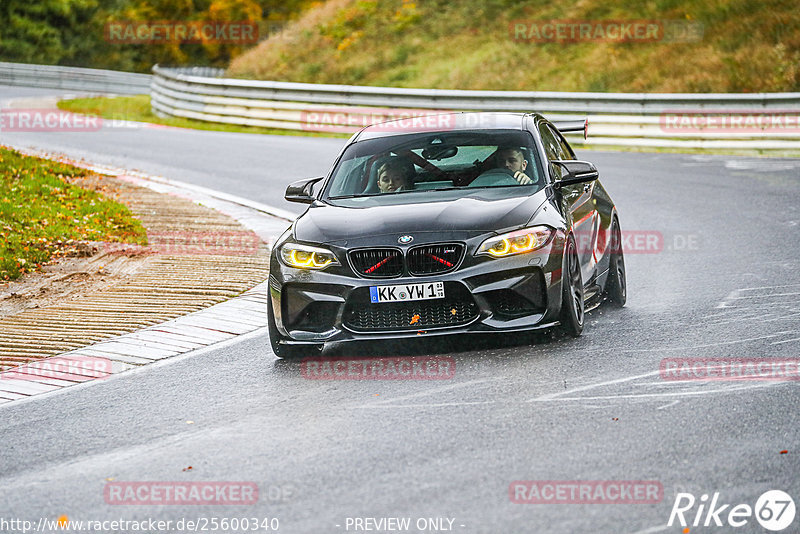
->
[[376, 156, 416, 193], [495, 146, 534, 185]]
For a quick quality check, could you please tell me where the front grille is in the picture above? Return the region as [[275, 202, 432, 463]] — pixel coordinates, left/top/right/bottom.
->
[[345, 300, 478, 331], [407, 243, 464, 276], [343, 283, 478, 332], [349, 248, 403, 278]]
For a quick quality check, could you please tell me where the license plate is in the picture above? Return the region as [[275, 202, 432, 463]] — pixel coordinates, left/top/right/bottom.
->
[[369, 282, 445, 303]]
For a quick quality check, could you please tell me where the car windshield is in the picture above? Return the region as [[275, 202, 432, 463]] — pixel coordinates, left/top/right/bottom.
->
[[323, 130, 544, 203]]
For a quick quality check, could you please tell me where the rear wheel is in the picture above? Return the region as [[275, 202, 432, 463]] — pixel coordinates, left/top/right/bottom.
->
[[604, 218, 627, 307], [558, 236, 584, 337], [268, 298, 323, 359]]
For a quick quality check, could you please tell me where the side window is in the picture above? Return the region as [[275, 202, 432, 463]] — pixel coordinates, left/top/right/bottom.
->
[[538, 123, 564, 161], [538, 123, 571, 180], [550, 126, 576, 160]]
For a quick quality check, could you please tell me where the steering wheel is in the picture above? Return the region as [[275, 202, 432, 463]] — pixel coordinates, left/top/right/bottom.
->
[[467, 168, 520, 187]]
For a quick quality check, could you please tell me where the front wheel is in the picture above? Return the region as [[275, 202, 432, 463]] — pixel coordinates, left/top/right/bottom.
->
[[268, 298, 323, 359], [604, 218, 627, 307], [557, 236, 584, 337]]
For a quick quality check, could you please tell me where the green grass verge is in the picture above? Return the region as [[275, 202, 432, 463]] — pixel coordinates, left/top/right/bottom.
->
[[57, 95, 349, 138], [0, 147, 147, 281], [227, 0, 799, 93]]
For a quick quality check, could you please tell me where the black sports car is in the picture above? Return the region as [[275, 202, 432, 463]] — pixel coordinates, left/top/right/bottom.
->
[[268, 112, 626, 358]]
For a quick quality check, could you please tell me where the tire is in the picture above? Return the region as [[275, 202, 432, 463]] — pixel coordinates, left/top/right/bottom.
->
[[558, 236, 584, 337], [267, 298, 323, 359], [604, 218, 627, 308]]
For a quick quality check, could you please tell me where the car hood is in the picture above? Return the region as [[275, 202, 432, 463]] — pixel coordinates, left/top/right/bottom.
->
[[293, 189, 549, 245]]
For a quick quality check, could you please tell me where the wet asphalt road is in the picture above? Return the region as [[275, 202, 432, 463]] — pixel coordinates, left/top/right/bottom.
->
[[1, 85, 800, 533]]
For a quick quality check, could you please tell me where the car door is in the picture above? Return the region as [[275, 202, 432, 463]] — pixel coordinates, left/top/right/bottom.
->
[[538, 122, 598, 283]]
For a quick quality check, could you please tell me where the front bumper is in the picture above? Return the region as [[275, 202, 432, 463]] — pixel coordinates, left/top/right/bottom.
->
[[269, 237, 566, 345]]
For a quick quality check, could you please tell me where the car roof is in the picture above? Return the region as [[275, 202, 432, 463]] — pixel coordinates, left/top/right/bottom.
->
[[353, 112, 546, 141]]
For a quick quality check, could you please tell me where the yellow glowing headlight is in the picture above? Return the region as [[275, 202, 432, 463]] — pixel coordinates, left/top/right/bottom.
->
[[280, 243, 339, 270], [477, 226, 553, 258]]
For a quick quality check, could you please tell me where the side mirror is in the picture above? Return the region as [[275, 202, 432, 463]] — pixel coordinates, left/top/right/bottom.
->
[[285, 176, 324, 204], [551, 160, 599, 190]]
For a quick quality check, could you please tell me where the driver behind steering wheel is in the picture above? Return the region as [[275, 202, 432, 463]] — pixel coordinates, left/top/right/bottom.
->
[[495, 146, 533, 185]]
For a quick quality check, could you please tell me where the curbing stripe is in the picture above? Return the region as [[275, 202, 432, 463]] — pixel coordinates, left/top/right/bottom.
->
[[0, 391, 28, 401], [150, 325, 235, 342], [122, 332, 204, 350], [70, 350, 152, 366], [0, 151, 284, 406], [0, 285, 268, 405], [0, 379, 60, 395], [172, 315, 256, 335]]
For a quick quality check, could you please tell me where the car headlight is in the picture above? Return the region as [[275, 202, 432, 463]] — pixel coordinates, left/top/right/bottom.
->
[[280, 243, 340, 270], [477, 226, 553, 258]]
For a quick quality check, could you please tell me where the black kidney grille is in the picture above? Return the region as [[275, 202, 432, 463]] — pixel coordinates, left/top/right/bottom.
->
[[350, 248, 403, 278], [407, 244, 464, 275]]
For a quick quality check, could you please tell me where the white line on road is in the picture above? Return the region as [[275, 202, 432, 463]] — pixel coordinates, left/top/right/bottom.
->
[[532, 382, 778, 402], [355, 401, 497, 409], [618, 331, 793, 352], [771, 336, 800, 345], [528, 370, 662, 402], [629, 525, 671, 534]]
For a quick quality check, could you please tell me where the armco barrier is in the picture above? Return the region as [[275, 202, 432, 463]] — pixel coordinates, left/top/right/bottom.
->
[[150, 66, 800, 150], [0, 61, 151, 94], [1, 62, 798, 150]]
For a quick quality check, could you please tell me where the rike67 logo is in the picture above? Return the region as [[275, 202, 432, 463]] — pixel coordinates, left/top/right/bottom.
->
[[668, 490, 796, 531]]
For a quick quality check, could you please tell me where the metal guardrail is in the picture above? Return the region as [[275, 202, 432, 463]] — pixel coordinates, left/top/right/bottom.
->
[[1, 62, 797, 150], [0, 62, 151, 95], [150, 66, 800, 150]]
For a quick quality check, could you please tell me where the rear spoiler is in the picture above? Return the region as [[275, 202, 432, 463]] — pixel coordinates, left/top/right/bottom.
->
[[553, 118, 588, 140]]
